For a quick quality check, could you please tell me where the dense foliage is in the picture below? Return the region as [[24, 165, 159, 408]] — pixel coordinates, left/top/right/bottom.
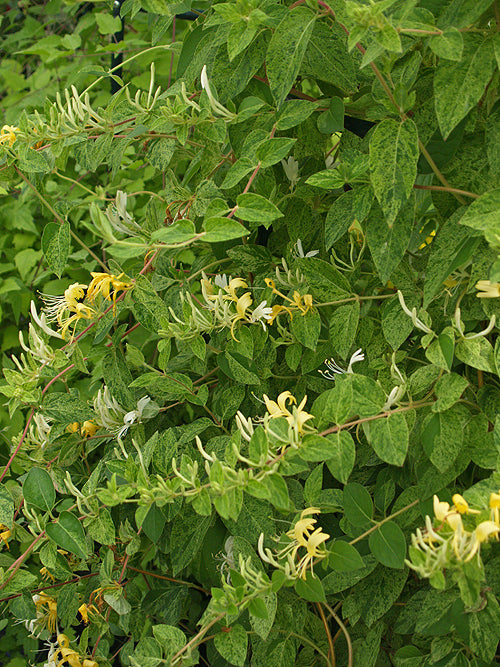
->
[[0, 0, 499, 665]]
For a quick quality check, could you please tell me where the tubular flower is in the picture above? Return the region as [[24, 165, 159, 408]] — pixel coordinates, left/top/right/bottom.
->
[[463, 521, 500, 563], [40, 567, 56, 582], [41, 283, 95, 340], [52, 634, 98, 667], [433, 495, 450, 522], [0, 523, 11, 548], [86, 272, 133, 312], [80, 420, 99, 438], [0, 124, 19, 146], [265, 278, 314, 319], [489, 491, 500, 525], [33, 593, 58, 635], [320, 348, 365, 380], [451, 493, 479, 515], [263, 391, 314, 435], [475, 280, 500, 298], [278, 508, 329, 579]]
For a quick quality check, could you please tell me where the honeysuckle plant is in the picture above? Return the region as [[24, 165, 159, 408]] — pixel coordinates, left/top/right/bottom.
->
[[0, 1, 499, 666]]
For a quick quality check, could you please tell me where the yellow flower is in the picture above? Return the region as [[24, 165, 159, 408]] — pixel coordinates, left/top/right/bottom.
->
[[291, 291, 313, 315], [66, 422, 80, 434], [0, 125, 19, 147], [490, 491, 500, 525], [475, 280, 500, 298], [53, 634, 98, 667], [452, 494, 469, 514], [297, 527, 330, 579], [263, 391, 314, 435], [87, 272, 133, 312], [279, 508, 329, 579], [230, 291, 253, 340], [40, 566, 56, 582], [418, 229, 436, 250], [77, 603, 99, 624], [80, 420, 99, 438], [463, 521, 500, 563], [286, 507, 320, 555], [34, 592, 58, 634], [41, 283, 95, 340], [0, 523, 11, 548], [263, 390, 295, 418], [433, 495, 450, 522]]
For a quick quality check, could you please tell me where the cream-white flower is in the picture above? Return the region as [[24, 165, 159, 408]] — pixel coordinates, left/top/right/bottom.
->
[[30, 301, 63, 340], [281, 156, 299, 185], [294, 238, 319, 258]]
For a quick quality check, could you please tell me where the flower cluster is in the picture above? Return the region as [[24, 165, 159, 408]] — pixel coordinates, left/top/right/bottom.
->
[[45, 634, 98, 667], [406, 493, 500, 587], [39, 272, 133, 340], [0, 124, 19, 147], [264, 278, 313, 322], [258, 508, 330, 580]]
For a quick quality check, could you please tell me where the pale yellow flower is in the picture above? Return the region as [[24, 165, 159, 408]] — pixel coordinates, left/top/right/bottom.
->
[[263, 391, 314, 435], [475, 280, 500, 298], [297, 527, 330, 579], [452, 494, 469, 514], [53, 634, 98, 667], [87, 272, 133, 312], [0, 523, 11, 548], [286, 507, 320, 556], [230, 291, 253, 340], [40, 566, 56, 582], [433, 495, 450, 522], [34, 593, 58, 634], [463, 521, 500, 563], [489, 491, 500, 525], [80, 420, 99, 438], [0, 125, 19, 147]]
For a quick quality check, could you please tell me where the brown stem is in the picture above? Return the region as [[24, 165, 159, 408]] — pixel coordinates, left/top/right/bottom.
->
[[323, 603, 353, 667], [413, 183, 479, 199], [319, 402, 433, 437], [316, 602, 336, 667]]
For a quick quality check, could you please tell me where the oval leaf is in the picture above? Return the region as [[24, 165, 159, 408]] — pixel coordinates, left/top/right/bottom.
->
[[46, 511, 88, 560], [23, 467, 56, 512]]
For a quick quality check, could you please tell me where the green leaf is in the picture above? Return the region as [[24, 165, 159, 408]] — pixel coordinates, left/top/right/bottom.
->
[[203, 217, 249, 242], [43, 392, 95, 424], [317, 97, 344, 134], [250, 593, 277, 640], [364, 412, 409, 467], [434, 34, 496, 139], [423, 216, 480, 307], [214, 624, 248, 667], [221, 158, 254, 189], [46, 511, 88, 560], [300, 21, 357, 92], [150, 219, 197, 244], [421, 408, 464, 472], [235, 193, 283, 224], [299, 434, 336, 462], [170, 507, 211, 576], [369, 521, 406, 569], [290, 310, 321, 350], [329, 541, 365, 572], [459, 188, 500, 233], [432, 373, 469, 412], [294, 573, 327, 603], [219, 351, 260, 384], [255, 137, 297, 168], [455, 337, 496, 373], [262, 474, 290, 511], [141, 504, 166, 544], [95, 12, 122, 35], [369, 119, 419, 227], [23, 467, 55, 512], [429, 28, 463, 61], [85, 509, 115, 546], [276, 100, 319, 131], [266, 6, 316, 107], [42, 222, 71, 278], [367, 197, 414, 283], [325, 431, 356, 484], [133, 275, 171, 332], [325, 186, 373, 250], [306, 169, 344, 189], [314, 378, 353, 426], [298, 257, 350, 301], [343, 482, 373, 526], [348, 374, 386, 418], [0, 485, 14, 528]]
